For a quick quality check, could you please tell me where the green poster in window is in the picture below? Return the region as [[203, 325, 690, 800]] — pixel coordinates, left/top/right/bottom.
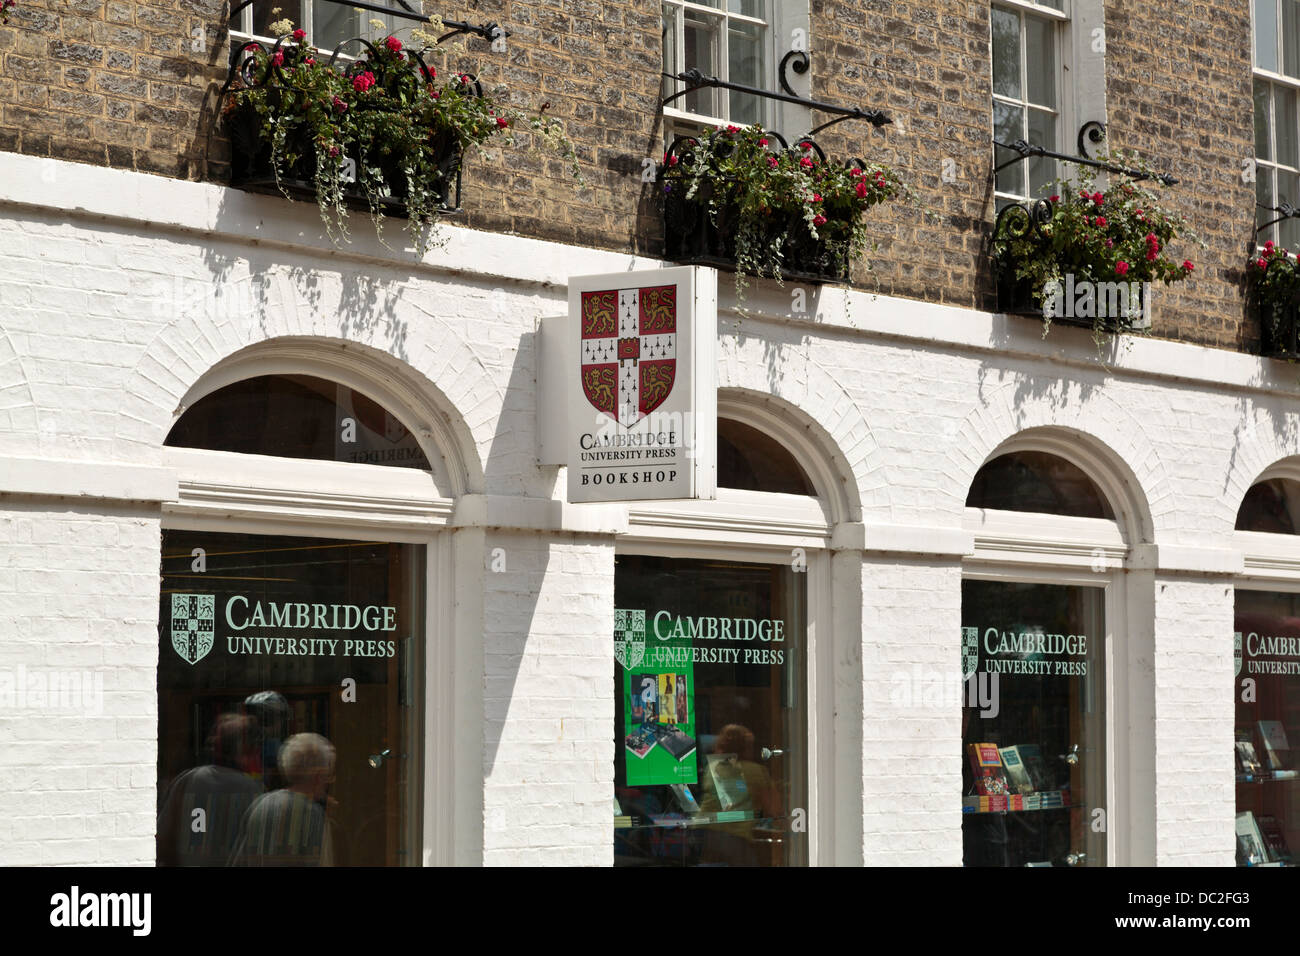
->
[[616, 608, 697, 785]]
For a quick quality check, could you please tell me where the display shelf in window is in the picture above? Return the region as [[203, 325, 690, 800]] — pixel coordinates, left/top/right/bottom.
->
[[962, 790, 1074, 814]]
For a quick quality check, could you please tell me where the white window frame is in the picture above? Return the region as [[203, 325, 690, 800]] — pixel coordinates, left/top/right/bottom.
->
[[616, 398, 844, 865], [159, 349, 464, 867], [960, 433, 1148, 867], [1252, 0, 1300, 248], [992, 0, 1072, 207], [662, 1, 811, 142], [230, 0, 399, 55]]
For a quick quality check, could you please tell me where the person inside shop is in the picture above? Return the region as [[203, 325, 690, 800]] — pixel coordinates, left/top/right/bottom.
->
[[228, 733, 337, 866], [157, 712, 265, 866]]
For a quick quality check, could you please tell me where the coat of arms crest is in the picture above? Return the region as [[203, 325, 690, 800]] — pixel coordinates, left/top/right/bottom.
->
[[171, 593, 215, 665], [961, 627, 980, 679], [580, 285, 677, 426], [614, 608, 646, 670]]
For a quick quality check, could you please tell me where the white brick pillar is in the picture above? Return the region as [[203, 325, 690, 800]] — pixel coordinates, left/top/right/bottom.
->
[[861, 533, 968, 866], [1149, 573, 1236, 865], [479, 530, 615, 866]]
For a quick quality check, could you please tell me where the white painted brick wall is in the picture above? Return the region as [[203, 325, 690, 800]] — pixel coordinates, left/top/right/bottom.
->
[[0, 502, 159, 866], [0, 156, 1291, 865], [480, 532, 614, 866]]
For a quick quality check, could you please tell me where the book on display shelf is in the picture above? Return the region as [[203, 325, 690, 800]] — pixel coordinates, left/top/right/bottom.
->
[[968, 742, 1010, 796]]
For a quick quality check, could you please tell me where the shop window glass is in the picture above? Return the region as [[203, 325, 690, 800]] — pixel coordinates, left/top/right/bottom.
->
[[613, 555, 807, 866], [967, 450, 1115, 519], [961, 579, 1106, 866], [156, 530, 423, 866], [717, 418, 816, 495], [1236, 478, 1300, 533], [1234, 590, 1300, 866], [167, 374, 430, 470]]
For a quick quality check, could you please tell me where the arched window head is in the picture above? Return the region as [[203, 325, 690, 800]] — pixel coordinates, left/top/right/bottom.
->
[[166, 374, 431, 470], [718, 418, 816, 495], [1237, 478, 1300, 533], [966, 450, 1115, 519]]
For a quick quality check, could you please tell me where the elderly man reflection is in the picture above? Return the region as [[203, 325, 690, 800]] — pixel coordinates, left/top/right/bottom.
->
[[228, 733, 337, 866]]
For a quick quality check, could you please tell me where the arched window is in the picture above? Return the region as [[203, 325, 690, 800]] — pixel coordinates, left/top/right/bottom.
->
[[612, 401, 850, 867], [961, 437, 1138, 868], [967, 450, 1115, 519], [1233, 469, 1300, 866], [166, 373, 431, 470], [157, 365, 452, 868]]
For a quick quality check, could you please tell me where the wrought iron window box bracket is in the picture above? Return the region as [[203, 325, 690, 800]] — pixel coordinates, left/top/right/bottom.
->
[[657, 50, 890, 285], [1252, 204, 1300, 359], [991, 122, 1175, 327]]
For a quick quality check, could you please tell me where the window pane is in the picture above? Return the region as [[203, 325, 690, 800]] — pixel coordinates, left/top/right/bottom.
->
[[1037, 0, 1063, 9], [662, 3, 679, 102], [962, 581, 1107, 867], [1278, 86, 1299, 167], [994, 100, 1026, 197], [1258, 170, 1276, 239], [614, 556, 808, 867], [166, 374, 432, 470], [1237, 478, 1300, 532], [1025, 16, 1055, 108], [252, 0, 302, 37], [684, 11, 721, 115], [1027, 108, 1057, 196], [1258, 0, 1279, 71], [728, 0, 764, 17], [967, 451, 1115, 519], [1234, 590, 1300, 866], [728, 19, 765, 124], [1257, 80, 1274, 161], [992, 7, 1022, 100], [718, 419, 815, 494], [1285, 0, 1300, 77], [157, 531, 424, 866]]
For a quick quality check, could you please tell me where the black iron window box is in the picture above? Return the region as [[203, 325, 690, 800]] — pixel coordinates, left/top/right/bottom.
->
[[1258, 301, 1300, 359], [225, 103, 463, 216], [994, 263, 1144, 333]]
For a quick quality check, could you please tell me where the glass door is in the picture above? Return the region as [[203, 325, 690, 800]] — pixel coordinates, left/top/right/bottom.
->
[[961, 579, 1107, 867], [156, 530, 423, 866]]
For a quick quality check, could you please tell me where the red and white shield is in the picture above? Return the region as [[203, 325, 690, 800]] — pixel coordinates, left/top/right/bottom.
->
[[580, 285, 677, 426]]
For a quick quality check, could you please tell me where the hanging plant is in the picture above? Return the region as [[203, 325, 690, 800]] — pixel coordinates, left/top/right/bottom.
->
[[1249, 240, 1300, 358], [659, 124, 911, 295], [991, 156, 1200, 343], [222, 24, 581, 257]]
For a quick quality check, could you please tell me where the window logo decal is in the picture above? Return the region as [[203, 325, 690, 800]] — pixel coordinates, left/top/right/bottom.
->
[[171, 593, 215, 665]]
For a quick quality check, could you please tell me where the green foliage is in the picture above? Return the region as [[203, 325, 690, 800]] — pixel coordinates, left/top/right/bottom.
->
[[991, 158, 1200, 338], [1249, 239, 1300, 350], [662, 124, 911, 293], [226, 29, 580, 256]]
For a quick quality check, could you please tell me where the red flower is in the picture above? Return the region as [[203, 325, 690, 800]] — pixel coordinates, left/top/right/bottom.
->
[[496, 116, 509, 128], [1049, 194, 1059, 202], [1095, 216, 1107, 228], [800, 142, 811, 151], [385, 35, 402, 53], [855, 180, 868, 198], [270, 51, 284, 66], [352, 71, 375, 92], [1146, 249, 1158, 262], [799, 157, 813, 168], [1265, 239, 1276, 253], [813, 214, 827, 226], [304, 57, 315, 65], [1183, 260, 1194, 271], [812, 193, 822, 202], [758, 137, 768, 147], [328, 146, 340, 157], [1258, 257, 1269, 269], [1092, 192, 1104, 205], [850, 168, 864, 178], [460, 73, 472, 84], [1105, 239, 1113, 248], [1116, 261, 1130, 276], [767, 156, 778, 168], [331, 96, 347, 112], [292, 28, 306, 41], [725, 124, 740, 134]]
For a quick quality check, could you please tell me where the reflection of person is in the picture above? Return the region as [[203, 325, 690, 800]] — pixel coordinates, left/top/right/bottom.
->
[[696, 724, 778, 865], [243, 690, 291, 791], [228, 733, 336, 866], [158, 713, 263, 866]]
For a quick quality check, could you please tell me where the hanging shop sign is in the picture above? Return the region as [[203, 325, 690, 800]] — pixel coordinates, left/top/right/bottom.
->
[[539, 266, 717, 503]]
